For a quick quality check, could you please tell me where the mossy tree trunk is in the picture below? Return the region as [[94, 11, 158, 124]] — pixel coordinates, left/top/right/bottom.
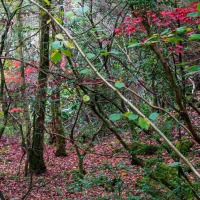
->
[[0, 8, 11, 140], [49, 0, 67, 157], [29, 0, 50, 174], [51, 86, 67, 156]]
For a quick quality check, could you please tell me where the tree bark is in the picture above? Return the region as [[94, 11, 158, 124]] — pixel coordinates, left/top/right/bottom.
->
[[51, 87, 67, 156], [0, 190, 5, 200], [29, 0, 50, 174], [49, 0, 67, 156]]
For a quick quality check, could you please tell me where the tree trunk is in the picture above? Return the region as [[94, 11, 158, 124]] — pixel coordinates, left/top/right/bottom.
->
[[29, 0, 50, 174], [0, 15, 11, 140], [50, 0, 67, 157], [150, 44, 200, 144], [0, 190, 5, 200], [51, 87, 67, 156], [17, 10, 32, 176]]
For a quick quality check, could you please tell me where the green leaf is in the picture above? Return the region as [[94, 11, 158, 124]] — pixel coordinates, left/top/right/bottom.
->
[[92, 27, 104, 33], [186, 28, 192, 32], [160, 28, 170, 36], [198, 24, 200, 30], [198, 3, 200, 12], [128, 114, 138, 120], [167, 33, 175, 37], [55, 33, 64, 40], [143, 41, 157, 45], [61, 50, 72, 57], [149, 112, 159, 121], [83, 95, 90, 102], [76, 5, 89, 14], [169, 162, 181, 167], [115, 82, 125, 89], [188, 34, 200, 41], [51, 51, 62, 63], [187, 12, 200, 17], [165, 37, 184, 43], [55, 17, 62, 24], [63, 41, 75, 49], [123, 112, 132, 118], [123, 112, 138, 120], [109, 113, 121, 121], [175, 62, 189, 66], [109, 50, 122, 55], [86, 53, 96, 59], [185, 71, 199, 76], [138, 117, 150, 130], [176, 27, 186, 35], [128, 43, 141, 48], [52, 41, 63, 49], [185, 65, 200, 76], [46, 19, 51, 24], [101, 52, 109, 56], [80, 69, 89, 74], [43, 0, 50, 6], [186, 65, 200, 72]]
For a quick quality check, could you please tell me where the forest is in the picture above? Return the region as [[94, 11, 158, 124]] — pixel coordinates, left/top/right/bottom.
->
[[0, 0, 200, 199]]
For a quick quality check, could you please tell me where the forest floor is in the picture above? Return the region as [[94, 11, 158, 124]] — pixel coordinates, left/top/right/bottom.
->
[[0, 134, 143, 199], [0, 114, 200, 200]]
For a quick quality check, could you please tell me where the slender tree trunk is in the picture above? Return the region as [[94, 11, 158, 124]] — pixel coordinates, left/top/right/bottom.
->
[[150, 44, 200, 144], [141, 16, 199, 143], [29, 0, 50, 174], [0, 0, 24, 140], [17, 10, 32, 176]]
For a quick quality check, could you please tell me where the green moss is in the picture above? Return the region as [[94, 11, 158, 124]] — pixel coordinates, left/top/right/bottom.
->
[[55, 129, 67, 157], [172, 138, 194, 158], [136, 177, 176, 200], [136, 163, 198, 199], [152, 162, 177, 181], [176, 140, 194, 153], [127, 142, 160, 155]]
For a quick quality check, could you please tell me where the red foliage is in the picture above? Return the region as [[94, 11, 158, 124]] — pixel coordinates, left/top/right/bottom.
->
[[5, 77, 21, 83], [169, 43, 184, 54], [25, 67, 37, 74], [10, 107, 24, 113], [13, 61, 21, 68], [5, 61, 38, 85], [116, 3, 199, 35]]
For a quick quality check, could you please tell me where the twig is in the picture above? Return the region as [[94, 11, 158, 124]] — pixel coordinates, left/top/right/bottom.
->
[[21, 173, 33, 200], [126, 87, 193, 136]]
